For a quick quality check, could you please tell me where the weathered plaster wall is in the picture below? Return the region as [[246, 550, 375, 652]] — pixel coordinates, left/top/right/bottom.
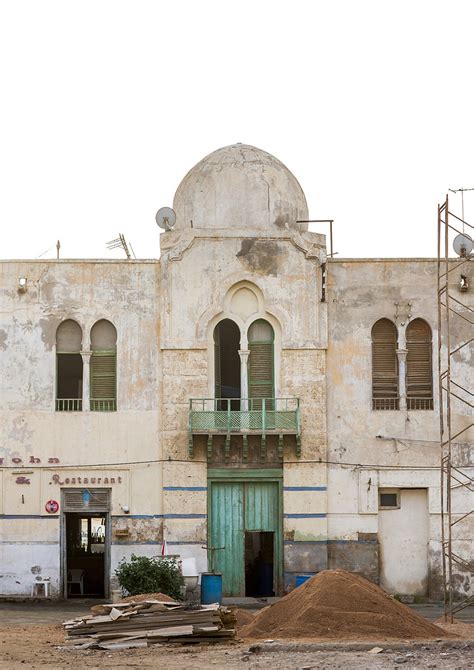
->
[[326, 259, 473, 596], [160, 226, 328, 588], [0, 260, 163, 596], [160, 231, 326, 350]]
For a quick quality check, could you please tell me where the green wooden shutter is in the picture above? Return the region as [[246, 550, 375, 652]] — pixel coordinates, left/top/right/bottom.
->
[[214, 326, 221, 400], [91, 351, 116, 411], [248, 320, 274, 410]]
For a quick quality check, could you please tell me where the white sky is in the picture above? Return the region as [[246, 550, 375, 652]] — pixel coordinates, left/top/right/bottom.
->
[[1, 0, 473, 260]]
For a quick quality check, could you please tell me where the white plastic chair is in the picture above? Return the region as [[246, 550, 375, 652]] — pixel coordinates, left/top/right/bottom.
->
[[67, 569, 84, 595], [31, 576, 51, 597]]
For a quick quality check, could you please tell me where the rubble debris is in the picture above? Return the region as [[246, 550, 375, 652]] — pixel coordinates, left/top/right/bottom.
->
[[240, 570, 457, 641], [63, 598, 235, 649]]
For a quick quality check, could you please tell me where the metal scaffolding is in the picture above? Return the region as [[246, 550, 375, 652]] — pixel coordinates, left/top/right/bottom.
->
[[437, 194, 473, 621]]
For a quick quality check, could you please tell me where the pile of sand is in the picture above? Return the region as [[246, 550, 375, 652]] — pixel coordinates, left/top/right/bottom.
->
[[235, 608, 256, 631], [240, 570, 453, 641], [435, 617, 474, 640]]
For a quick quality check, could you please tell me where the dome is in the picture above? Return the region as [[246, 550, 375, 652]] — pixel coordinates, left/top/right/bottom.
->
[[173, 144, 309, 232]]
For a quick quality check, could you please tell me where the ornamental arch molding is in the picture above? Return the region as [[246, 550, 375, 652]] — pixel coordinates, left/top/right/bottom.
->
[[205, 281, 282, 399]]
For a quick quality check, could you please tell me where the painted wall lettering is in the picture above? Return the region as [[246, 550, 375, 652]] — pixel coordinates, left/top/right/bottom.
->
[[50, 473, 122, 485], [0, 456, 60, 466]]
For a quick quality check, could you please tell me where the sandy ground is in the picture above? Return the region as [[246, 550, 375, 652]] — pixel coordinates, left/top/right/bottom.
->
[[0, 603, 473, 669], [0, 623, 473, 669]]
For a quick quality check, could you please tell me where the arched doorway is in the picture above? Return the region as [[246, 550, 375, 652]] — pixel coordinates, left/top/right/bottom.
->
[[214, 319, 241, 409]]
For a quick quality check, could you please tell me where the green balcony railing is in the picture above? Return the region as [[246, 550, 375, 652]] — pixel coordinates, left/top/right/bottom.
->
[[189, 397, 300, 434], [90, 398, 117, 412]]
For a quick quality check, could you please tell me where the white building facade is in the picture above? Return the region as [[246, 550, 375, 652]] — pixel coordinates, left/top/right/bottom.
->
[[0, 145, 472, 600]]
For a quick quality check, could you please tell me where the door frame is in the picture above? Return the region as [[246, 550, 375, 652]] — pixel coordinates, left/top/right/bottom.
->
[[60, 492, 111, 600], [207, 468, 283, 596]]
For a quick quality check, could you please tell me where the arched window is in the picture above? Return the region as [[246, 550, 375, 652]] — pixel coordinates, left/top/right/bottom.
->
[[248, 319, 274, 410], [372, 319, 399, 410], [56, 320, 83, 411], [214, 319, 241, 410], [406, 319, 433, 410], [90, 320, 117, 411]]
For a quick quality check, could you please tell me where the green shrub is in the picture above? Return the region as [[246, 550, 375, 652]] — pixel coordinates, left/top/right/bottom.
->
[[115, 554, 184, 600]]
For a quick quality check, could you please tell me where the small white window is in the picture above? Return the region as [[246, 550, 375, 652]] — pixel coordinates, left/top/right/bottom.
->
[[379, 488, 400, 509]]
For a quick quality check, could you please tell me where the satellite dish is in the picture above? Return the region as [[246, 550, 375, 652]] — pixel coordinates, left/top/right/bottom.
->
[[453, 233, 473, 257], [155, 207, 176, 231]]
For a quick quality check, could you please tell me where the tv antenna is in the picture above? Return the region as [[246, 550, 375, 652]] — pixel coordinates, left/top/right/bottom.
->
[[106, 233, 135, 259], [448, 187, 474, 232], [155, 207, 176, 231]]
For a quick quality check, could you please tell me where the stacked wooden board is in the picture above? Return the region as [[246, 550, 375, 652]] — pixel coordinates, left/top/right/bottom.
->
[[62, 599, 236, 650]]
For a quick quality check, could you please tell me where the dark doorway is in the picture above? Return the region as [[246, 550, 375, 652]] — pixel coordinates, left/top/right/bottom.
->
[[245, 531, 274, 597], [214, 319, 241, 409], [65, 514, 106, 597]]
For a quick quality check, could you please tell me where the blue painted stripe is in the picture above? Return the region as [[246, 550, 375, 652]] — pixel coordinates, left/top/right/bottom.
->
[[113, 540, 206, 546], [114, 513, 207, 519], [283, 539, 326, 544], [0, 513, 206, 520], [163, 514, 207, 519], [284, 539, 377, 545], [112, 540, 163, 545], [284, 513, 327, 519], [284, 486, 327, 491], [163, 486, 207, 492], [327, 539, 377, 544]]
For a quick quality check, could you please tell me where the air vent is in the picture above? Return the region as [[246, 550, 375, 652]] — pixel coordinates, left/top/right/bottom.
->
[[62, 488, 111, 513]]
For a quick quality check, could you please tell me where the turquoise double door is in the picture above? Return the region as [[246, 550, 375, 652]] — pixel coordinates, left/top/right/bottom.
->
[[208, 478, 282, 596]]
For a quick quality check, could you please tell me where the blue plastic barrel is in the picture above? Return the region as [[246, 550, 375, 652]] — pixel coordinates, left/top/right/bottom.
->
[[201, 572, 223, 604], [295, 574, 312, 587]]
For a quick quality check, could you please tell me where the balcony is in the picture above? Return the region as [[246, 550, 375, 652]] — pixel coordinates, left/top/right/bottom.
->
[[188, 397, 301, 460], [407, 397, 434, 410], [90, 398, 116, 412], [372, 397, 399, 410], [56, 398, 82, 412]]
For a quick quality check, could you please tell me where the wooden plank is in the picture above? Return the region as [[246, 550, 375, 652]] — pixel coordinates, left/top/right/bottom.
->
[[148, 625, 194, 637], [98, 640, 148, 650]]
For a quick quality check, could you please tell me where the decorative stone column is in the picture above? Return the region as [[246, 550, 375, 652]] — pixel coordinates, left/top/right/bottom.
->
[[81, 351, 91, 412], [239, 349, 250, 411], [397, 349, 408, 411]]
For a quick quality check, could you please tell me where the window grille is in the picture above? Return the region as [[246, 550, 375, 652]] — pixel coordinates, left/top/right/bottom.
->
[[62, 488, 111, 512]]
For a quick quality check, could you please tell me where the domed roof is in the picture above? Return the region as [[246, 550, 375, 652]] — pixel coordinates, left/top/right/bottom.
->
[[173, 144, 308, 232]]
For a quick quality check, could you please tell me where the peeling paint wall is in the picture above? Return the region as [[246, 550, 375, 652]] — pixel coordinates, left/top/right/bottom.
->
[[0, 260, 162, 597], [327, 259, 473, 597]]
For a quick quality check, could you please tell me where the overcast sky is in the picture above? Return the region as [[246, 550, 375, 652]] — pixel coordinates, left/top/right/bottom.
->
[[1, 1, 473, 260]]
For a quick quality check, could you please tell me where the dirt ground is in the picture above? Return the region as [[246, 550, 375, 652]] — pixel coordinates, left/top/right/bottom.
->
[[0, 620, 473, 669]]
